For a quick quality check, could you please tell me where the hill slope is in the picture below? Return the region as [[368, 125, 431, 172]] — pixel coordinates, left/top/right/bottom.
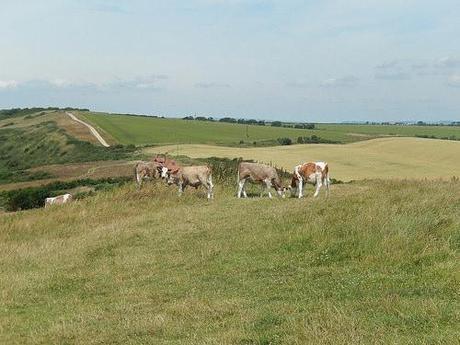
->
[[0, 110, 134, 185], [149, 137, 460, 181], [1, 180, 459, 344]]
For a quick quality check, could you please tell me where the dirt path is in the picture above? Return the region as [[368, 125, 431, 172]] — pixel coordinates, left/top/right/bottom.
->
[[66, 112, 110, 147]]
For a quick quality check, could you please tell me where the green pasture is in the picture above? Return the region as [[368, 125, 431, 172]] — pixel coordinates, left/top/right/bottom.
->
[[1, 179, 459, 344], [79, 111, 460, 146]]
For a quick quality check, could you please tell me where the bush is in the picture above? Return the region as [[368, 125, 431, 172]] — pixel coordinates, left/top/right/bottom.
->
[[277, 137, 292, 145], [271, 121, 282, 127]]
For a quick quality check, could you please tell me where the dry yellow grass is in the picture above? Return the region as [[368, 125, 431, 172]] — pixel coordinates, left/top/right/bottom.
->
[[147, 137, 460, 181]]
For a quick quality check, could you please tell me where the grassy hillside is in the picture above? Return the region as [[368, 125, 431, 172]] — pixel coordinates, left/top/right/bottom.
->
[[148, 137, 460, 181], [0, 111, 135, 185], [79, 111, 460, 146], [1, 180, 459, 344]]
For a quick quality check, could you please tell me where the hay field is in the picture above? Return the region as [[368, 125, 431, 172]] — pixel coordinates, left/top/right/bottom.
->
[[148, 137, 460, 181]]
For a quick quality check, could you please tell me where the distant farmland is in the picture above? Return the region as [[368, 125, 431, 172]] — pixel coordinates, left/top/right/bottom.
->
[[79, 112, 460, 146], [148, 137, 460, 181]]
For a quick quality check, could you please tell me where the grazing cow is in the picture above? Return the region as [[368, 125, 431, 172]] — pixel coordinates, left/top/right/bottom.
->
[[290, 162, 330, 198], [45, 193, 73, 207], [162, 165, 214, 199], [134, 161, 163, 188], [237, 162, 286, 198]]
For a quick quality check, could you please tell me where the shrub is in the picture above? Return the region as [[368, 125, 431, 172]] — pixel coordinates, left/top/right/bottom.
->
[[277, 137, 292, 145]]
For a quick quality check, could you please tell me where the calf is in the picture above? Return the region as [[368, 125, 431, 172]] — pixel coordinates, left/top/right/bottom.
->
[[134, 161, 163, 188], [237, 162, 286, 198], [162, 165, 214, 199], [45, 193, 73, 207], [290, 162, 330, 198]]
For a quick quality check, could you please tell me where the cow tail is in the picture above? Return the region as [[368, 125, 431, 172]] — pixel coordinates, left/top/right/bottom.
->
[[326, 163, 331, 185]]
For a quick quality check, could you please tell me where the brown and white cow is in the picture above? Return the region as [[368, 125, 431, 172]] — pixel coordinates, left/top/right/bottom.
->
[[45, 193, 73, 207], [134, 161, 163, 188], [290, 162, 330, 198], [237, 162, 286, 198], [162, 165, 214, 199]]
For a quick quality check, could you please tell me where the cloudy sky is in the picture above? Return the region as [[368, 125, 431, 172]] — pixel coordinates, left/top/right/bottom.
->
[[1, 0, 459, 122]]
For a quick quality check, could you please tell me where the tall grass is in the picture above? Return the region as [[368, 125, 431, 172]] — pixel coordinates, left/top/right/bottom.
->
[[1, 179, 459, 344]]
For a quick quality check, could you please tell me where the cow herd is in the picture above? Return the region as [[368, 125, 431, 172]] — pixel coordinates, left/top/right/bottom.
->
[[135, 156, 330, 200], [45, 156, 330, 207]]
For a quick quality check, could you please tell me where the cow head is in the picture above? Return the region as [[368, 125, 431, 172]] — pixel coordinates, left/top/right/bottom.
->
[[160, 166, 169, 179], [274, 184, 287, 198], [161, 166, 180, 185]]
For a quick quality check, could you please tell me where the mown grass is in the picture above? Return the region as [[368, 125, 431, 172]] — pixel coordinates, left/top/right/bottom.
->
[[149, 137, 460, 181], [1, 179, 459, 344], [79, 112, 460, 146]]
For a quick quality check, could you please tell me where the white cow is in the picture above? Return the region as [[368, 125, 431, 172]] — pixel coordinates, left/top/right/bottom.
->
[[45, 193, 73, 207], [290, 162, 330, 198]]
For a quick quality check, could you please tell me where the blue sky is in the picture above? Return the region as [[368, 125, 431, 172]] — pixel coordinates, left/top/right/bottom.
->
[[1, 0, 459, 122]]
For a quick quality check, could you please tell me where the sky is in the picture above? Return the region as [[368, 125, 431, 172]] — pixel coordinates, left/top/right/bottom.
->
[[0, 0, 459, 122]]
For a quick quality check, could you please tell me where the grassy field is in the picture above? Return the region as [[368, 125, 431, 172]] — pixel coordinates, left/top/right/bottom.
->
[[78, 111, 460, 146], [147, 137, 460, 181], [1, 179, 459, 344]]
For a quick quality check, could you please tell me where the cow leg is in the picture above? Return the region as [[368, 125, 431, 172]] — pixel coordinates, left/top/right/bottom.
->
[[265, 179, 273, 198], [298, 177, 303, 198], [136, 171, 142, 189], [178, 182, 185, 196], [237, 179, 246, 198], [207, 177, 214, 199], [325, 177, 330, 198], [314, 179, 322, 197]]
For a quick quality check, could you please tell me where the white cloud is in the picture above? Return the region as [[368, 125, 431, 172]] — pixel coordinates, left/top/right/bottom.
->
[[194, 82, 231, 88], [447, 74, 460, 87], [320, 76, 358, 87], [436, 57, 460, 69], [0, 80, 19, 89]]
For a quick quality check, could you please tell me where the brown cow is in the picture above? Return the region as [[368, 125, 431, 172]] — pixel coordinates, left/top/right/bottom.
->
[[237, 162, 286, 198], [290, 162, 330, 198], [134, 161, 163, 188], [162, 165, 214, 199]]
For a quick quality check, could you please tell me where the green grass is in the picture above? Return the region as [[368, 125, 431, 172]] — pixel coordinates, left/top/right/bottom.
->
[[1, 179, 459, 344], [79, 111, 460, 146]]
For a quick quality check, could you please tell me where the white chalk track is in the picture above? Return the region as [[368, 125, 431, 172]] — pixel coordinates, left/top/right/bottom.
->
[[66, 112, 110, 147]]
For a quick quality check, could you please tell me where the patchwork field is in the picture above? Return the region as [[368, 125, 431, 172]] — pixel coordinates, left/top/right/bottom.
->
[[147, 137, 460, 181], [78, 111, 460, 146], [1, 180, 459, 344]]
